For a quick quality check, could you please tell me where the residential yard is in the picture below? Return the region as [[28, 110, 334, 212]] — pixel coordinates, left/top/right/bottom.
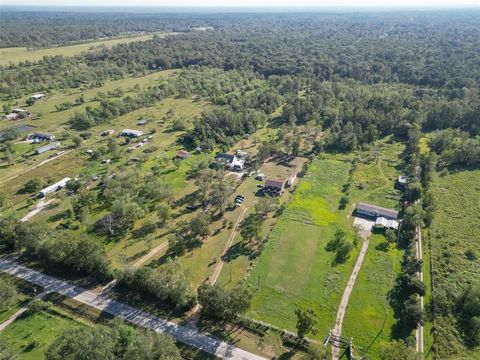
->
[[340, 140, 405, 356], [428, 168, 480, 359]]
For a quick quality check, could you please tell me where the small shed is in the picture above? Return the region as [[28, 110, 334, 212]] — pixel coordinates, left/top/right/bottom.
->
[[176, 150, 191, 160], [287, 173, 297, 187], [397, 175, 408, 189]]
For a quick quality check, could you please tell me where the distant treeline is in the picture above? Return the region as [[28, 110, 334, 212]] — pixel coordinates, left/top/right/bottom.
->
[[2, 10, 480, 98]]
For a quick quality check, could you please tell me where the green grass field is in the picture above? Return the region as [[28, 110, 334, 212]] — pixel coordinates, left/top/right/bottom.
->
[[0, 33, 174, 66], [428, 168, 480, 359], [0, 273, 38, 324], [247, 158, 359, 337], [342, 233, 403, 358], [0, 306, 88, 360]]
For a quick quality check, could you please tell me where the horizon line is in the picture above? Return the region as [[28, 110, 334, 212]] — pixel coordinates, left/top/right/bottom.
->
[[2, 4, 480, 8]]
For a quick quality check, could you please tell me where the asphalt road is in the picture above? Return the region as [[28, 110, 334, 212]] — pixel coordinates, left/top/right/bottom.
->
[[0, 257, 266, 360]]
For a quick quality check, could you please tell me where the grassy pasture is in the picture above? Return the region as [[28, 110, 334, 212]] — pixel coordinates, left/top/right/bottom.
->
[[0, 273, 38, 324], [339, 140, 405, 356], [0, 306, 87, 360], [342, 233, 403, 359], [247, 158, 359, 337], [0, 33, 172, 66], [428, 168, 480, 359]]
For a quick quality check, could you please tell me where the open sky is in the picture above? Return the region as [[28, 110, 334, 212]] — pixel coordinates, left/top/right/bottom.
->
[[2, 0, 479, 8]]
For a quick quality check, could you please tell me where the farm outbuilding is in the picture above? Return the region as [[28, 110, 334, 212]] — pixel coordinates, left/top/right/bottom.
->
[[38, 177, 71, 198], [375, 217, 399, 230], [121, 129, 144, 138], [175, 150, 191, 159], [35, 141, 60, 155], [30, 94, 46, 100], [356, 202, 398, 220]]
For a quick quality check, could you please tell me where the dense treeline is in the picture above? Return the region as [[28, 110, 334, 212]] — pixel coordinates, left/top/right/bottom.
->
[[47, 319, 181, 360], [0, 218, 112, 281], [2, 10, 480, 98], [0, 11, 214, 48], [69, 85, 172, 130], [117, 261, 195, 311]]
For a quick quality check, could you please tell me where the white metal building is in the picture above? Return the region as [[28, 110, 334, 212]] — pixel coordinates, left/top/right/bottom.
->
[[38, 177, 71, 198]]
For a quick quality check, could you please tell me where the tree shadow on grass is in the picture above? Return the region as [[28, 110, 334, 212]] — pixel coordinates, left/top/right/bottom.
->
[[223, 241, 252, 262]]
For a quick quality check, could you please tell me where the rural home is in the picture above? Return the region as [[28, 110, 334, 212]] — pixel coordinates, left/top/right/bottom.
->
[[215, 153, 246, 171], [137, 119, 147, 126], [35, 141, 61, 155], [6, 108, 31, 120], [356, 202, 399, 220], [28, 132, 55, 142], [263, 179, 285, 196], [121, 129, 144, 138], [38, 177, 71, 198], [175, 150, 191, 160]]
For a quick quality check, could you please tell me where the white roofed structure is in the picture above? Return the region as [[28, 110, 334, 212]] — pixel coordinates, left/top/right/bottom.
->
[[38, 177, 71, 198], [121, 129, 144, 137]]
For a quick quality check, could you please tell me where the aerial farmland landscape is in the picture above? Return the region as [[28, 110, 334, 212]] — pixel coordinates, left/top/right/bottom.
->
[[0, 2, 479, 360]]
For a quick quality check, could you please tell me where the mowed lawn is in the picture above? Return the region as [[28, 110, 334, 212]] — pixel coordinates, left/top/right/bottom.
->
[[429, 168, 480, 359], [248, 158, 359, 337]]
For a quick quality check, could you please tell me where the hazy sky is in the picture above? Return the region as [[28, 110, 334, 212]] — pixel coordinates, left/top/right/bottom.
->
[[2, 0, 479, 7]]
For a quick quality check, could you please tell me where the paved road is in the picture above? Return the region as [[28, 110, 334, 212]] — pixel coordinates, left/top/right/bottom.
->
[[210, 207, 248, 285], [332, 234, 370, 360], [0, 257, 266, 360]]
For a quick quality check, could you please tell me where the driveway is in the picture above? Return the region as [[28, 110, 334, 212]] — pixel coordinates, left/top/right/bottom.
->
[[0, 257, 265, 360]]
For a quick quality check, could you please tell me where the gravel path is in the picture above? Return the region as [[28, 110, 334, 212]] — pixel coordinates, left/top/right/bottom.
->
[[210, 207, 247, 285], [332, 235, 370, 360], [415, 225, 424, 354], [0, 257, 266, 360], [21, 199, 53, 222], [0, 150, 72, 185]]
